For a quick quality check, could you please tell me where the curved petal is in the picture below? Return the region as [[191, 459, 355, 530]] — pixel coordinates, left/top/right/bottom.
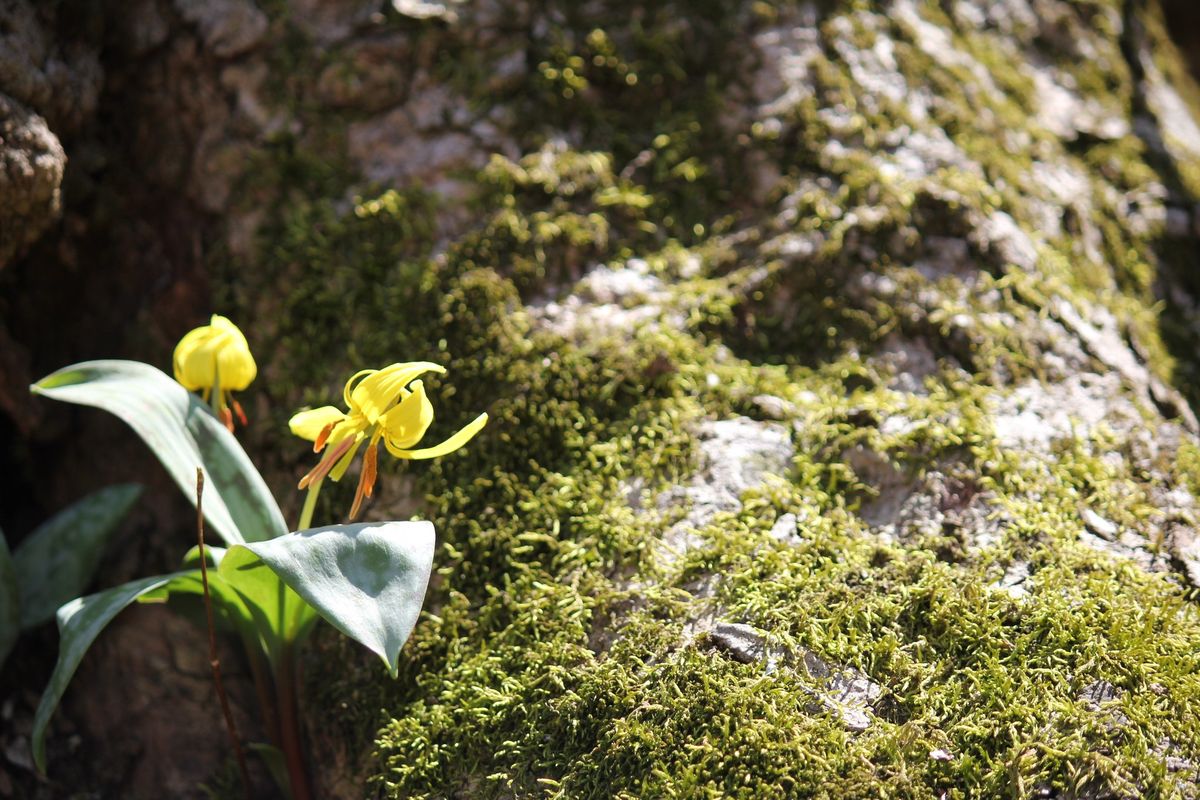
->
[[350, 362, 445, 423], [215, 326, 256, 391], [288, 406, 346, 441], [386, 412, 488, 460], [172, 326, 218, 390], [173, 315, 257, 392], [380, 381, 434, 451], [342, 368, 377, 408]]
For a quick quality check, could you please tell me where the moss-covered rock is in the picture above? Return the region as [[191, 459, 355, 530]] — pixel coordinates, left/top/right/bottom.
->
[[203, 1, 1200, 797]]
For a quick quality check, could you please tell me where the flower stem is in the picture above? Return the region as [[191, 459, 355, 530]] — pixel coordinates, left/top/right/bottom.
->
[[242, 635, 279, 748], [196, 470, 253, 799], [298, 479, 322, 530], [276, 644, 313, 800]]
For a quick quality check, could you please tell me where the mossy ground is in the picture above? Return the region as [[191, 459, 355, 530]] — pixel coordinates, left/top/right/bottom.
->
[[217, 0, 1200, 797]]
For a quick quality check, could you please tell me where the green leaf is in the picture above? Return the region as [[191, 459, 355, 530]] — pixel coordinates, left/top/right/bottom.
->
[[136, 569, 254, 635], [31, 571, 194, 773], [32, 360, 286, 545], [0, 529, 17, 669], [247, 742, 291, 797], [236, 521, 435, 677], [183, 543, 227, 568], [13, 484, 143, 629], [218, 546, 317, 668]]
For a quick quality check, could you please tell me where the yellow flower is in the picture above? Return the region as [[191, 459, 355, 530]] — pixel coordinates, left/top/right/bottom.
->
[[289, 362, 488, 521], [173, 314, 257, 430]]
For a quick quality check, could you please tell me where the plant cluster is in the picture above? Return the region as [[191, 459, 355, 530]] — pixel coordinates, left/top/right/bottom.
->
[[7, 315, 486, 799]]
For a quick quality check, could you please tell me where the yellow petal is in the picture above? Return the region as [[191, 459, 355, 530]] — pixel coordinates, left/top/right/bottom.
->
[[288, 406, 346, 441], [172, 315, 256, 391], [380, 381, 435, 451], [213, 319, 256, 390], [349, 362, 445, 423], [341, 368, 377, 408], [173, 326, 217, 389], [385, 412, 488, 460]]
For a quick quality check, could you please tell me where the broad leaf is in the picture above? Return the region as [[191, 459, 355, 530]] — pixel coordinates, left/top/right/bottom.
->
[[13, 484, 143, 629], [31, 572, 194, 773], [218, 546, 317, 668], [0, 530, 17, 668], [137, 568, 254, 636], [32, 360, 286, 545], [236, 521, 435, 677]]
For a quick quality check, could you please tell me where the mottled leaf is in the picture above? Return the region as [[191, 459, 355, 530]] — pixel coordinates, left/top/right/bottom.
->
[[13, 484, 143, 629], [31, 572, 193, 773], [236, 521, 435, 676], [32, 360, 285, 545]]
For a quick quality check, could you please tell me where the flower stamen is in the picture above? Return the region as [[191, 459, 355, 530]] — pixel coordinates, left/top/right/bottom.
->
[[348, 441, 379, 521], [232, 398, 248, 427], [314, 422, 336, 453], [298, 434, 357, 490], [288, 361, 488, 527], [362, 441, 378, 499]]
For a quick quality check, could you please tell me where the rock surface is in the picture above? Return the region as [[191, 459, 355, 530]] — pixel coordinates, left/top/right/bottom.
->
[[0, 94, 64, 268]]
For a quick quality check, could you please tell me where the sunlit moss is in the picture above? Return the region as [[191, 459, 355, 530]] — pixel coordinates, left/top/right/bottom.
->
[[212, 0, 1200, 797]]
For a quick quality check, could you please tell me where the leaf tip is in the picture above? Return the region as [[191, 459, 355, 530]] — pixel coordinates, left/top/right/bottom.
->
[[31, 725, 47, 776], [31, 368, 84, 394]]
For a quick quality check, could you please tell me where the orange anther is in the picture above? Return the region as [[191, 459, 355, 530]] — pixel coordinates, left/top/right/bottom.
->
[[362, 443, 378, 499], [298, 434, 355, 490], [349, 443, 379, 520], [314, 422, 335, 453], [232, 398, 248, 427]]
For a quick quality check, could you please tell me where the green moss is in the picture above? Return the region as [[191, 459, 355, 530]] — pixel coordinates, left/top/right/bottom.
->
[[210, 0, 1200, 796], [361, 325, 1200, 798], [451, 148, 659, 295]]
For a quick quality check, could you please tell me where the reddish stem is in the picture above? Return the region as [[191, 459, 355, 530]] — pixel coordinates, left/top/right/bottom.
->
[[276, 645, 313, 800], [242, 635, 280, 748]]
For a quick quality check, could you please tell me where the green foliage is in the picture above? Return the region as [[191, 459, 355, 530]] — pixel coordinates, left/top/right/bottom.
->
[[455, 149, 658, 294], [341, 287, 1199, 798], [214, 545, 315, 670], [0, 485, 142, 673], [33, 361, 285, 545], [28, 361, 439, 796], [13, 484, 143, 629], [229, 188, 440, 414], [240, 522, 435, 677], [485, 1, 753, 242], [31, 572, 187, 772]]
